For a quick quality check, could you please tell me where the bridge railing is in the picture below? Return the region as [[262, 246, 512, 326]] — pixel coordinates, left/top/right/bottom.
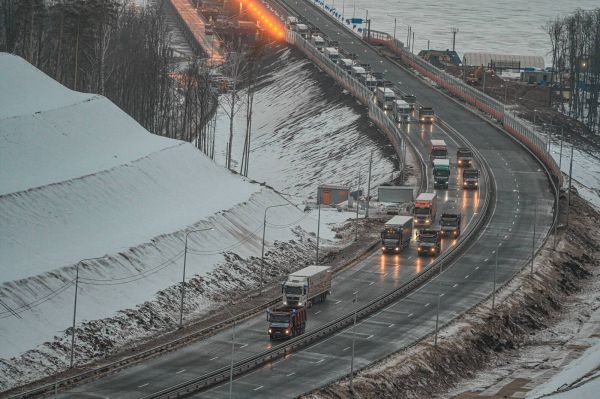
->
[[366, 31, 562, 186], [286, 30, 406, 165]]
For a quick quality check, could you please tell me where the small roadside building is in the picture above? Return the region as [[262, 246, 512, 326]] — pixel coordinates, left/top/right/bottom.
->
[[317, 184, 350, 206]]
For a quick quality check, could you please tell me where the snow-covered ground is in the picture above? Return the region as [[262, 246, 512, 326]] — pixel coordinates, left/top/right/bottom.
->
[[212, 46, 397, 199], [0, 52, 365, 390]]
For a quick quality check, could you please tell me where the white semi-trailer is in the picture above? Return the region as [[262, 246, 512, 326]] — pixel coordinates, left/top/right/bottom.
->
[[282, 265, 332, 307]]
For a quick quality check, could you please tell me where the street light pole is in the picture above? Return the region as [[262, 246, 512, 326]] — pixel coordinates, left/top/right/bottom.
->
[[261, 204, 288, 290], [350, 292, 358, 393], [365, 151, 373, 218], [355, 167, 362, 241], [229, 318, 235, 399], [531, 204, 537, 277], [492, 243, 499, 312], [70, 256, 105, 368], [180, 227, 213, 328], [316, 201, 322, 264], [566, 142, 574, 225]]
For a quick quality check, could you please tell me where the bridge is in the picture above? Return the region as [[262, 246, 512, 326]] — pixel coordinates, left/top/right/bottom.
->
[[11, 1, 560, 398]]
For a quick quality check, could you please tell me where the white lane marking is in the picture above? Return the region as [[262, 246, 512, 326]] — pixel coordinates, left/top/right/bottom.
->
[[315, 310, 322, 315], [334, 300, 342, 304], [343, 346, 351, 351], [239, 344, 248, 349], [491, 250, 496, 254], [369, 281, 374, 286], [424, 303, 430, 307], [138, 383, 149, 388], [367, 334, 374, 340], [452, 283, 458, 288], [475, 266, 480, 270], [484, 258, 489, 262], [408, 256, 413, 260], [287, 372, 296, 377], [176, 369, 186, 374], [408, 313, 414, 318], [209, 356, 219, 361], [388, 323, 395, 327], [315, 359, 325, 364], [465, 274, 470, 279], [254, 385, 264, 391], [439, 293, 445, 297], [353, 291, 358, 295]]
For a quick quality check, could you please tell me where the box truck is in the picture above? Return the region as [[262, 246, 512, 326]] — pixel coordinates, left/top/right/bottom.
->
[[413, 192, 437, 226], [381, 215, 413, 253], [282, 265, 332, 307]]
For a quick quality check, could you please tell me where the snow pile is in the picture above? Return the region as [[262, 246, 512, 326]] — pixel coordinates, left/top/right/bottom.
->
[[213, 46, 397, 199], [0, 53, 356, 390]]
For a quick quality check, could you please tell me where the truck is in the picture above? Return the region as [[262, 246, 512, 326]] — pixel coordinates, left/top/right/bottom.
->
[[311, 35, 325, 52], [419, 106, 435, 123], [376, 87, 396, 110], [440, 211, 462, 238], [267, 305, 307, 340], [417, 229, 441, 256], [456, 147, 473, 167], [433, 159, 451, 189], [350, 65, 367, 80], [324, 47, 340, 62], [429, 139, 448, 164], [361, 73, 378, 91], [393, 99, 411, 123], [402, 94, 417, 110], [413, 192, 437, 226], [377, 186, 414, 215], [381, 216, 413, 254], [339, 58, 354, 72], [462, 168, 480, 189], [286, 16, 298, 27], [295, 23, 309, 39], [282, 265, 332, 307]]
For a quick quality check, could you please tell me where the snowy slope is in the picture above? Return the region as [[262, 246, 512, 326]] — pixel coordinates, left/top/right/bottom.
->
[[0, 53, 357, 388]]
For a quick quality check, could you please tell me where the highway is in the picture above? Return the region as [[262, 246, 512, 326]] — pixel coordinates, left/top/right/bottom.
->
[[58, 1, 554, 398]]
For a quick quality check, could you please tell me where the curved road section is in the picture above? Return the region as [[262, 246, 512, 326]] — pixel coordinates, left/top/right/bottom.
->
[[56, 2, 553, 399]]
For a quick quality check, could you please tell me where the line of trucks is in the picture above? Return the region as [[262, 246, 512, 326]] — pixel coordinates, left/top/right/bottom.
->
[[267, 265, 332, 340], [287, 15, 439, 127]]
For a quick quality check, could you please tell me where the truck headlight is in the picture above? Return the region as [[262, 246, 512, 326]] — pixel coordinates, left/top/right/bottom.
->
[[285, 329, 289, 334], [425, 219, 430, 223], [283, 300, 287, 304], [475, 182, 478, 186], [268, 329, 272, 334], [417, 247, 422, 251], [431, 247, 435, 251], [382, 246, 386, 250], [395, 247, 399, 251], [458, 160, 462, 165], [298, 302, 303, 306]]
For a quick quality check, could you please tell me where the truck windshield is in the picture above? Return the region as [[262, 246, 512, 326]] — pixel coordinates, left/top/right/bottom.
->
[[464, 171, 479, 179], [458, 150, 472, 157], [414, 207, 430, 215], [269, 314, 290, 323], [404, 95, 416, 103], [441, 218, 457, 226], [434, 169, 450, 177], [382, 229, 400, 239], [284, 286, 303, 295], [432, 149, 447, 157], [420, 235, 437, 243], [421, 109, 434, 115]]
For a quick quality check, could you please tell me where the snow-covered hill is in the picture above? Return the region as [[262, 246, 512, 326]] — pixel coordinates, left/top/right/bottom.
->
[[0, 53, 355, 389]]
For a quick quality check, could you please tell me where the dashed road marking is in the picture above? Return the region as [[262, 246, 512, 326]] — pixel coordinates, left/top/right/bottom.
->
[[452, 283, 458, 288], [176, 369, 186, 374], [287, 372, 296, 377], [334, 300, 342, 304], [138, 383, 149, 388], [209, 356, 219, 361], [367, 334, 374, 340], [315, 310, 321, 315], [465, 274, 470, 279], [239, 344, 248, 349], [343, 346, 351, 351], [315, 359, 325, 364], [369, 281, 374, 286], [352, 291, 358, 295], [424, 303, 430, 307], [254, 385, 264, 391], [388, 323, 395, 327], [439, 293, 445, 297], [484, 258, 489, 262], [475, 266, 480, 270], [408, 313, 414, 318]]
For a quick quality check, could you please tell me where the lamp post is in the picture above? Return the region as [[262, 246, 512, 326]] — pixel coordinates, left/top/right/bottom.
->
[[70, 256, 106, 369], [349, 292, 358, 393], [180, 227, 213, 328], [492, 243, 499, 312], [261, 204, 288, 290], [316, 200, 322, 264], [221, 304, 236, 399]]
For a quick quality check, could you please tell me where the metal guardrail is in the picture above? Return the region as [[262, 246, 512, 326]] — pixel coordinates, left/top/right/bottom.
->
[[136, 22, 494, 399]]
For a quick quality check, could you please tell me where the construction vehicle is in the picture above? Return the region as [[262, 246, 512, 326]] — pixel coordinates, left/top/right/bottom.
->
[[419, 106, 435, 123], [413, 192, 437, 226], [393, 99, 411, 123], [417, 229, 441, 256], [456, 147, 473, 167], [440, 211, 462, 238], [433, 159, 451, 189], [381, 216, 413, 254], [267, 306, 307, 340], [376, 87, 396, 110], [282, 265, 332, 307], [466, 66, 483, 85], [429, 139, 448, 164], [462, 168, 480, 189]]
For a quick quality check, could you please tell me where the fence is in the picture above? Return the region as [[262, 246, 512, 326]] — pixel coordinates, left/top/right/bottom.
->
[[286, 30, 406, 170], [363, 29, 563, 187]]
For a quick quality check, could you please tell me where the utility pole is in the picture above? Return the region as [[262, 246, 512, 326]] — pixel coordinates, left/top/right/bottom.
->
[[434, 258, 443, 347], [566, 143, 574, 226], [412, 31, 415, 53], [492, 243, 499, 312], [451, 27, 459, 52], [261, 204, 288, 291], [70, 263, 80, 369], [427, 39, 430, 50], [393, 17, 397, 46], [482, 65, 486, 93], [401, 139, 407, 183], [350, 292, 358, 393], [355, 167, 362, 241], [316, 200, 321, 264], [365, 151, 373, 218], [531, 204, 537, 277]]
